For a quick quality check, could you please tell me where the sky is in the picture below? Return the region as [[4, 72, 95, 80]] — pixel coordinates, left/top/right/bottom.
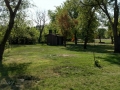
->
[[29, 0, 66, 25], [32, 0, 66, 11]]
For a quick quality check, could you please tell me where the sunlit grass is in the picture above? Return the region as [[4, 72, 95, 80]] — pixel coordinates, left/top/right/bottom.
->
[[1, 40, 120, 90]]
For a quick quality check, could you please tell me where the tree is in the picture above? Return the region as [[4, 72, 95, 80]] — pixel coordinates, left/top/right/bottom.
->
[[9, 7, 38, 44], [118, 19, 120, 35], [34, 10, 47, 43], [96, 0, 120, 53], [79, 5, 98, 49], [48, 10, 59, 33], [0, 0, 22, 62], [10, 18, 39, 44], [97, 28, 106, 43], [80, 0, 120, 52], [0, 0, 32, 61], [50, 0, 80, 45], [57, 10, 73, 46], [71, 19, 79, 45], [107, 21, 114, 44], [63, 0, 80, 45]]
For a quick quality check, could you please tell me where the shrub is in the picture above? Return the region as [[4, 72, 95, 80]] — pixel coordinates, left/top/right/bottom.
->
[[9, 27, 39, 44]]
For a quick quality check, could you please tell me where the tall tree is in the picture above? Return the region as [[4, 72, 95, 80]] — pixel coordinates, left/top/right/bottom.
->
[[34, 10, 47, 43], [79, 5, 98, 49], [57, 10, 73, 46], [96, 0, 120, 53], [80, 0, 120, 52], [97, 28, 106, 43], [63, 0, 80, 45], [0, 0, 32, 61], [0, 0, 22, 62], [48, 10, 59, 33]]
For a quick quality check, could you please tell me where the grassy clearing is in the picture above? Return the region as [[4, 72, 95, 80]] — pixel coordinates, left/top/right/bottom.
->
[[0, 40, 120, 90]]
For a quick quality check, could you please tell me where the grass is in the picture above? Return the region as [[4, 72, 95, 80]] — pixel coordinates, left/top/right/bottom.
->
[[0, 39, 120, 90]]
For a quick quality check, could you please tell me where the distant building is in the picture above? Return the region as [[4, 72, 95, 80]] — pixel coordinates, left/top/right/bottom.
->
[[46, 30, 63, 46]]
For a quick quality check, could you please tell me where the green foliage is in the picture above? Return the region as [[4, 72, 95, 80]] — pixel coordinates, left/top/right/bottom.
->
[[0, 0, 32, 26], [56, 10, 73, 36], [62, 0, 80, 45], [48, 10, 56, 23], [48, 0, 99, 45], [94, 60, 102, 68], [79, 6, 99, 42], [10, 27, 39, 44], [48, 0, 81, 40], [47, 10, 61, 34], [0, 25, 7, 43], [97, 28, 106, 38], [8, 7, 39, 45]]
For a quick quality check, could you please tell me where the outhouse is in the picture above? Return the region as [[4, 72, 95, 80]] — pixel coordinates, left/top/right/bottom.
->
[[46, 30, 63, 45]]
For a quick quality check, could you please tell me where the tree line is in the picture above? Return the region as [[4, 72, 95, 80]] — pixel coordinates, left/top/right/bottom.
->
[[0, 0, 120, 62], [47, 0, 120, 50]]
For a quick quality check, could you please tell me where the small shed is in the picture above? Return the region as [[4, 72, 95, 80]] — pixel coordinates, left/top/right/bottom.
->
[[46, 30, 63, 46]]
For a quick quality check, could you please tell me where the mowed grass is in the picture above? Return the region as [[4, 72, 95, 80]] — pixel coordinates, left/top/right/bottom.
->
[[1, 39, 120, 90]]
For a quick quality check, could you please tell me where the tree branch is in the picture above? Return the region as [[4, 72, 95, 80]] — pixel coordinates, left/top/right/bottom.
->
[[4, 0, 13, 13], [95, 0, 113, 26], [80, 0, 98, 7], [14, 0, 22, 14], [4, 0, 22, 16]]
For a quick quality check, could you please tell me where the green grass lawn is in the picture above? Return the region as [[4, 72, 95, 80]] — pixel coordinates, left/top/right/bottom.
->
[[1, 40, 120, 90]]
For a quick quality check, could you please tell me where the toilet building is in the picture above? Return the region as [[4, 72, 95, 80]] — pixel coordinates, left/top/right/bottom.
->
[[46, 30, 63, 46]]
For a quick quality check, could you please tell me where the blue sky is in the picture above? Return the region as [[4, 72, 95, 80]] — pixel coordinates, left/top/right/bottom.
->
[[32, 0, 66, 11]]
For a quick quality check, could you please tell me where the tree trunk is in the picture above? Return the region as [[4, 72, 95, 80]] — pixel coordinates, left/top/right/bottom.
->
[[105, 0, 120, 53], [38, 26, 44, 43], [113, 0, 120, 53], [84, 36, 88, 49], [99, 36, 101, 43], [63, 36, 67, 47], [83, 8, 95, 49], [0, 16, 15, 61], [113, 29, 120, 53], [111, 36, 114, 44], [63, 31, 68, 47], [0, 45, 4, 61], [38, 31, 42, 43], [0, 0, 22, 62], [96, 0, 120, 52], [74, 31, 77, 45]]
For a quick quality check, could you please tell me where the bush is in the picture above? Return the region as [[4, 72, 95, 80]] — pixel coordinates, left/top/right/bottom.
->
[[9, 27, 39, 44]]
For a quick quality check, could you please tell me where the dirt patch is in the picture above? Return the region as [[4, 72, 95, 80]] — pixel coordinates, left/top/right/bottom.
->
[[54, 54, 74, 57], [0, 75, 40, 90]]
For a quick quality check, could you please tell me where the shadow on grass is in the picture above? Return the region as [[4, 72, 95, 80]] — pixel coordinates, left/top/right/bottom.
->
[[64, 43, 120, 66], [64, 43, 114, 53], [99, 54, 120, 65], [0, 62, 39, 90]]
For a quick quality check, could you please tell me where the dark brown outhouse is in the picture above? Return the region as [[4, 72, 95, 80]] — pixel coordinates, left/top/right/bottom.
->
[[46, 30, 63, 46]]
